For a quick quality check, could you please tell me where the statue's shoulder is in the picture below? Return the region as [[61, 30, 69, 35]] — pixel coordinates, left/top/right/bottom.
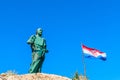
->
[[27, 34, 36, 44], [31, 34, 36, 37], [42, 38, 46, 41], [28, 34, 36, 41], [30, 34, 36, 39], [42, 37, 45, 40]]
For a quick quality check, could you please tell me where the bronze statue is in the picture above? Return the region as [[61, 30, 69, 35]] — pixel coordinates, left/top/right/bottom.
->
[[27, 28, 48, 73]]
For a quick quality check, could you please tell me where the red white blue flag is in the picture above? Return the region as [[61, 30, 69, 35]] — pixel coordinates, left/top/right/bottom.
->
[[81, 44, 107, 61]]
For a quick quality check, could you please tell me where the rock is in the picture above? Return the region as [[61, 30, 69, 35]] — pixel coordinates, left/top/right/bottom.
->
[[0, 73, 71, 80], [1, 73, 7, 77]]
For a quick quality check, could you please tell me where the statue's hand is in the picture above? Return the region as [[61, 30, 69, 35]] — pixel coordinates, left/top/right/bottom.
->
[[43, 49, 49, 53], [45, 50, 49, 53]]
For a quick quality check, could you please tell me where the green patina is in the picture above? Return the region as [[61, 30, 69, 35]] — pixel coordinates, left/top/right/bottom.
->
[[27, 28, 48, 73]]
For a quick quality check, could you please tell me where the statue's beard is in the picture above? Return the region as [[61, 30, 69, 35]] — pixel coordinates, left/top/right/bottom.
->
[[38, 33, 42, 36]]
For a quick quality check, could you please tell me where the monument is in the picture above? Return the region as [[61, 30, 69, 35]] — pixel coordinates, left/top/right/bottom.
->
[[27, 28, 48, 73]]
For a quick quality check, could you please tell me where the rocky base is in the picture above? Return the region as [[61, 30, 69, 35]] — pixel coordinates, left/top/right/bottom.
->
[[0, 73, 71, 80]]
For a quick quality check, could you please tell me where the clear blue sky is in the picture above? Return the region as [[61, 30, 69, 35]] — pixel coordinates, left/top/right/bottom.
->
[[0, 0, 119, 80]]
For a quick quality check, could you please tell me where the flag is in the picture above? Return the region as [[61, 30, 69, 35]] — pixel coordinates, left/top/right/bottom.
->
[[81, 44, 107, 61]]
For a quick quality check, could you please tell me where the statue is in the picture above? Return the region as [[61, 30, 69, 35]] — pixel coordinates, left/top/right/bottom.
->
[[27, 28, 48, 73]]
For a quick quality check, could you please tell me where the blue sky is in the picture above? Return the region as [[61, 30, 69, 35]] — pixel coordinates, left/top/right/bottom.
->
[[0, 0, 120, 80]]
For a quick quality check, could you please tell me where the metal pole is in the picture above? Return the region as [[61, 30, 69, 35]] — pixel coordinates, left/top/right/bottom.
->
[[81, 44, 86, 77]]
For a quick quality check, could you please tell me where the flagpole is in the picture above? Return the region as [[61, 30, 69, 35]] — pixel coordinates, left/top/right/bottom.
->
[[81, 43, 86, 77]]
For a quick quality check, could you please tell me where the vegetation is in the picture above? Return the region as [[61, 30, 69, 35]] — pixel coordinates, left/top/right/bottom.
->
[[72, 72, 88, 80]]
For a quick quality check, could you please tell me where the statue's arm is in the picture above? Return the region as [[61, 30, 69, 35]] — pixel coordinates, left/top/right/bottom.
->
[[43, 39, 48, 53]]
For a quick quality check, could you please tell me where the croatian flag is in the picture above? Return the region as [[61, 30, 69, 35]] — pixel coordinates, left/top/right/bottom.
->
[[81, 44, 107, 61]]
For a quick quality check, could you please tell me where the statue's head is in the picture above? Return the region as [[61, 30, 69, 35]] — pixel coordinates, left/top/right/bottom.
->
[[36, 28, 42, 36]]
